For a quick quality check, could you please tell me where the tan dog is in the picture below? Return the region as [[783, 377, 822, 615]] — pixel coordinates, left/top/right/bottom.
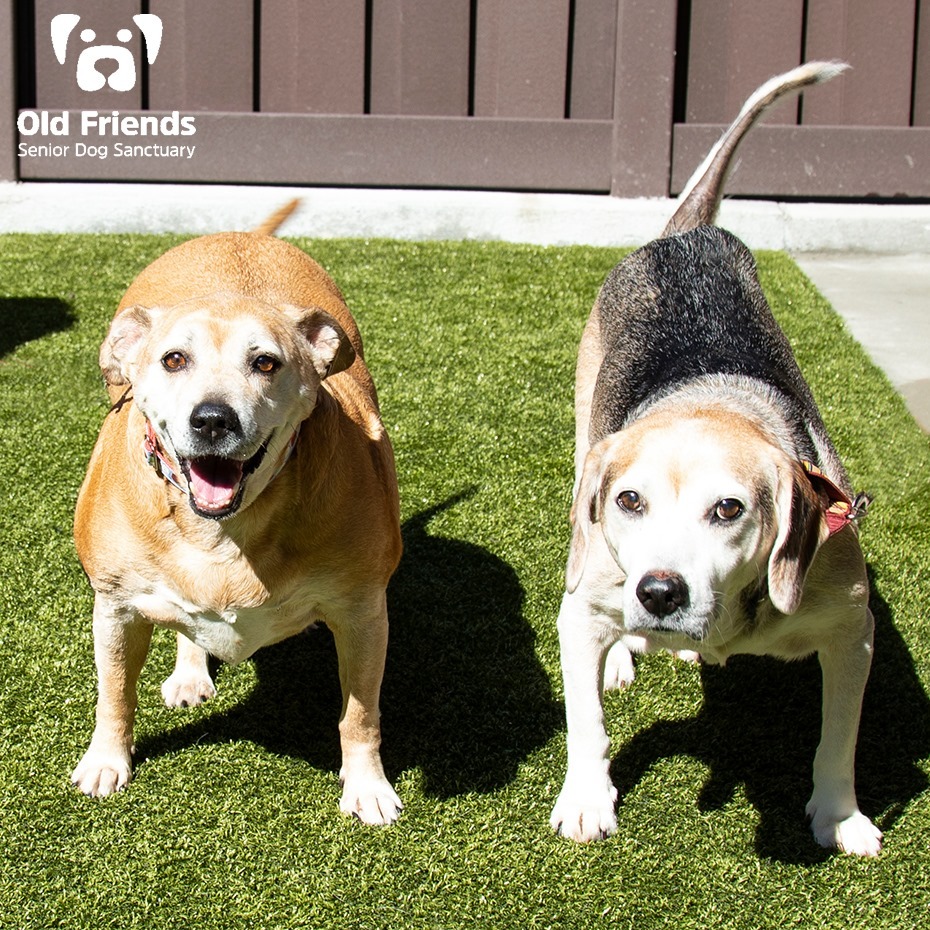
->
[[551, 63, 883, 855], [72, 203, 404, 825]]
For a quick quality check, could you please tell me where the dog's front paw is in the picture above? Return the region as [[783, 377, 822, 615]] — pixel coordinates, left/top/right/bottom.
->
[[339, 774, 403, 826], [550, 777, 618, 842], [161, 669, 217, 708], [603, 641, 635, 691], [807, 800, 882, 857], [71, 748, 132, 797]]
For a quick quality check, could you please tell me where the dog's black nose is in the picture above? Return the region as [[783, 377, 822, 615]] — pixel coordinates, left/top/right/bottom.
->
[[189, 402, 241, 443], [636, 572, 689, 617]]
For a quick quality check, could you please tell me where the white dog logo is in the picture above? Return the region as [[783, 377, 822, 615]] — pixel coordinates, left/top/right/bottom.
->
[[50, 13, 163, 92]]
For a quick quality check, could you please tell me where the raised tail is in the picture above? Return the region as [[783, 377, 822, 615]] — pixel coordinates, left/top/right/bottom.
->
[[663, 61, 848, 237], [252, 198, 301, 236]]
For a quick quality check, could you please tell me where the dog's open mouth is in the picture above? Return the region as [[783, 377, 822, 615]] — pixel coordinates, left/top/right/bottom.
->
[[180, 444, 267, 519]]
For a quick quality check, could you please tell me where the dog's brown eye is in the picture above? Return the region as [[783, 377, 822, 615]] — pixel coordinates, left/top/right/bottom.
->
[[253, 355, 280, 375], [715, 499, 744, 521], [617, 490, 643, 513], [162, 352, 188, 372]]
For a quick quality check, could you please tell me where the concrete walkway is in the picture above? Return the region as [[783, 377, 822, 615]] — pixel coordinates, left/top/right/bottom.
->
[[1, 181, 928, 432], [792, 253, 930, 433]]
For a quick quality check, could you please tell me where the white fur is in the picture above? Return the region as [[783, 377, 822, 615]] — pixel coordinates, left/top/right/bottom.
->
[[552, 58, 878, 856], [552, 411, 880, 854]]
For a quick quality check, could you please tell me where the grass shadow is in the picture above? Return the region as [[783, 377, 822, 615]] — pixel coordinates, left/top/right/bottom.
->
[[609, 577, 930, 864], [381, 492, 562, 796], [135, 491, 561, 797], [0, 297, 75, 357]]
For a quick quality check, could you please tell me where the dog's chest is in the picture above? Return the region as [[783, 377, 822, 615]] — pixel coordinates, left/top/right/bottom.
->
[[133, 579, 330, 664], [130, 535, 334, 664]]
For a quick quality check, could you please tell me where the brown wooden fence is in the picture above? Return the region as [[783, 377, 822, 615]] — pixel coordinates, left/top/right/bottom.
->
[[4, 0, 930, 198]]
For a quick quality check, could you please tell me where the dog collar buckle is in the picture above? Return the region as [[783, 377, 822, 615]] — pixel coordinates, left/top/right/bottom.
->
[[801, 460, 869, 536]]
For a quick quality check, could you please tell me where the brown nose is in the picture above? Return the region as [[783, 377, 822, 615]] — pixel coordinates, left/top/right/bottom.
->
[[636, 572, 689, 617]]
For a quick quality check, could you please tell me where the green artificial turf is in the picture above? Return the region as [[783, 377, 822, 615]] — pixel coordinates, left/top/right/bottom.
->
[[0, 232, 928, 929]]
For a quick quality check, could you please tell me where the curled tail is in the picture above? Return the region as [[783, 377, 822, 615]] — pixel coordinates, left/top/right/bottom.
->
[[253, 198, 301, 236], [663, 61, 848, 237]]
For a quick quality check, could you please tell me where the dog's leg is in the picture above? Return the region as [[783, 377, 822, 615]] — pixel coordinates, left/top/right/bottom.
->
[[71, 596, 153, 796], [806, 607, 882, 856], [161, 633, 216, 708], [551, 591, 619, 841], [329, 595, 402, 826], [574, 309, 603, 480]]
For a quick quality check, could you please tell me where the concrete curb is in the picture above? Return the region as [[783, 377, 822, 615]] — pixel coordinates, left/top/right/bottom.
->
[[2, 181, 930, 253], [2, 180, 927, 432]]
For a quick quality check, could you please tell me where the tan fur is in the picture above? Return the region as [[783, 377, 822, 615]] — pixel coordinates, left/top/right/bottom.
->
[[251, 197, 300, 237], [72, 209, 404, 825]]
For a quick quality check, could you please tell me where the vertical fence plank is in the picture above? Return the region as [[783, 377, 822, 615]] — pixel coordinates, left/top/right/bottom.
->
[[804, 0, 916, 126], [259, 0, 365, 114], [473, 0, 570, 117], [611, 0, 677, 196], [1, 0, 15, 180], [914, 0, 930, 125], [35, 0, 143, 110], [370, 0, 470, 115], [148, 0, 252, 112], [686, 0, 804, 125], [569, 0, 617, 119]]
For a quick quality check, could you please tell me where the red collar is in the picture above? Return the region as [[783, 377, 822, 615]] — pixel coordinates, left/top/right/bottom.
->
[[144, 420, 186, 492], [801, 460, 869, 536]]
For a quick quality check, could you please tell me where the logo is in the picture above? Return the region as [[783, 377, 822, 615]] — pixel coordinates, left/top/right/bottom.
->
[[50, 12, 163, 92], [18, 10, 197, 165]]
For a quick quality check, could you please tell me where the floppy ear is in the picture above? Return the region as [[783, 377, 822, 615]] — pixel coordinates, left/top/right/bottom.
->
[[286, 306, 356, 380], [767, 460, 829, 615], [566, 443, 609, 594], [99, 305, 154, 386]]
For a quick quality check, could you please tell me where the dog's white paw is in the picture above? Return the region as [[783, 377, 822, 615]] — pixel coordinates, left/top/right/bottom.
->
[[71, 748, 132, 797], [339, 775, 403, 826], [550, 778, 619, 842], [161, 669, 217, 708], [807, 800, 882, 857], [672, 649, 700, 664], [603, 641, 635, 691]]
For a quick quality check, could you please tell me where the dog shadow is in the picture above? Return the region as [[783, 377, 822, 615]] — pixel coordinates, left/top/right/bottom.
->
[[135, 491, 561, 798], [0, 297, 75, 357], [609, 575, 930, 863]]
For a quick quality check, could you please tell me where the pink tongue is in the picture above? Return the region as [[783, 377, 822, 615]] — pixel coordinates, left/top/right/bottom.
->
[[187, 457, 244, 509]]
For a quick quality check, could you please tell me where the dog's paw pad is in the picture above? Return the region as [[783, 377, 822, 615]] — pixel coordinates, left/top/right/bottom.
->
[[339, 778, 403, 826], [71, 752, 132, 797], [161, 671, 217, 708]]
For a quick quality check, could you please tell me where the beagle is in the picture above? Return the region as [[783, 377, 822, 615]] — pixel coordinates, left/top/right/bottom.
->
[[551, 62, 882, 856]]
